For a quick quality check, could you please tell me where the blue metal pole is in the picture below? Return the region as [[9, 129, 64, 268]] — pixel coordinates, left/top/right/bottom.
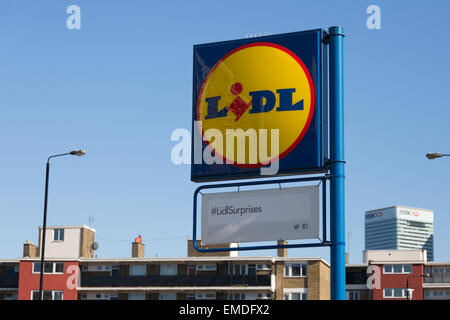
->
[[329, 26, 345, 300]]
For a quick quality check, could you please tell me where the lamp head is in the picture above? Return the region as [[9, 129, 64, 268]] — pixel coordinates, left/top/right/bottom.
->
[[70, 150, 86, 156], [426, 152, 442, 160]]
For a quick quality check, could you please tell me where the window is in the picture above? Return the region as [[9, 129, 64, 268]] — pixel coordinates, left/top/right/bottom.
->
[[383, 264, 412, 274], [55, 263, 65, 273], [130, 265, 147, 276], [348, 291, 360, 300], [384, 288, 393, 298], [230, 264, 242, 275], [33, 262, 65, 274], [384, 288, 406, 298], [393, 288, 404, 298], [53, 291, 64, 300], [188, 292, 218, 300], [159, 293, 176, 300], [53, 229, 64, 241], [195, 293, 216, 300], [187, 293, 196, 300], [160, 264, 177, 276], [393, 265, 402, 273], [247, 264, 256, 276], [32, 291, 40, 300], [403, 265, 412, 273], [33, 262, 41, 273], [4, 293, 18, 300], [292, 265, 301, 276], [383, 265, 393, 273], [228, 293, 246, 300], [129, 293, 146, 300], [44, 262, 54, 273], [32, 290, 63, 300], [284, 290, 307, 300], [197, 264, 217, 271], [284, 263, 307, 277], [43, 291, 52, 300], [291, 293, 301, 300]]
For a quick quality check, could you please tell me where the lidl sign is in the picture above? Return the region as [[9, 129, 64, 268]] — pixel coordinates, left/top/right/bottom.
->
[[191, 29, 327, 182]]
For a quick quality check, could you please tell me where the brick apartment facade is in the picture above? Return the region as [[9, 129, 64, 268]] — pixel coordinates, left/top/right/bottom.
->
[[346, 250, 450, 300], [0, 225, 330, 300]]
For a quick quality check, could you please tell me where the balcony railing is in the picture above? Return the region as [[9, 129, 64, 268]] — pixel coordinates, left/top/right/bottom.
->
[[0, 275, 19, 288], [80, 274, 271, 288], [424, 274, 450, 284]]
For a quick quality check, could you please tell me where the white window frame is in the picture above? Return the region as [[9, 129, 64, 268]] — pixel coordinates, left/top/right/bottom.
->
[[53, 228, 64, 242], [54, 262, 65, 274], [32, 262, 41, 274], [284, 263, 308, 277], [32, 262, 65, 274], [283, 288, 308, 300], [31, 290, 64, 300], [383, 264, 412, 274], [383, 288, 407, 299]]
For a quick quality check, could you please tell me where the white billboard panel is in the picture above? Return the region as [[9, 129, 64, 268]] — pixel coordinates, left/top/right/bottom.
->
[[201, 185, 319, 245]]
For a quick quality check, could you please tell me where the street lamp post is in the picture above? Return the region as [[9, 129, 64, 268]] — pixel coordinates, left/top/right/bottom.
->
[[38, 150, 86, 300], [406, 273, 430, 300]]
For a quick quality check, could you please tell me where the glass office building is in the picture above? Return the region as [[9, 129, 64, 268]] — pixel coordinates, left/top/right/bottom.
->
[[365, 206, 434, 261]]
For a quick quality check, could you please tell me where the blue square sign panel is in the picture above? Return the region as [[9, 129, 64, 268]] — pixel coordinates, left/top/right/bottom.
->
[[191, 29, 327, 182]]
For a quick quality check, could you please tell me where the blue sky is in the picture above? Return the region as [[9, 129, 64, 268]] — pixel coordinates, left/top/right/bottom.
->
[[1, 1, 450, 263]]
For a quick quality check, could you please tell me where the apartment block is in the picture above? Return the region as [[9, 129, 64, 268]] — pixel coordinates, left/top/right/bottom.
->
[[346, 250, 450, 300], [0, 224, 330, 300]]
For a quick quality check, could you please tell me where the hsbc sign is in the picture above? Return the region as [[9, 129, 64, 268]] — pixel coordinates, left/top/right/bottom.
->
[[366, 211, 383, 219]]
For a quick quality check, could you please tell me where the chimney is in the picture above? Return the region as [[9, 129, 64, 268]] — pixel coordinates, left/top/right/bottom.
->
[[23, 240, 39, 258], [277, 240, 288, 257], [132, 235, 145, 258]]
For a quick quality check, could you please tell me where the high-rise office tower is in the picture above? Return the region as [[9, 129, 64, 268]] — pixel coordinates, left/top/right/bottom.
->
[[365, 206, 434, 261]]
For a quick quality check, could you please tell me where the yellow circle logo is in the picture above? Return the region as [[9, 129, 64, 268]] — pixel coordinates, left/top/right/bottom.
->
[[197, 42, 315, 168]]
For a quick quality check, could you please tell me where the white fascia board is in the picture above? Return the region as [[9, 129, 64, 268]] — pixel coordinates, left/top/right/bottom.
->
[[77, 286, 273, 292]]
